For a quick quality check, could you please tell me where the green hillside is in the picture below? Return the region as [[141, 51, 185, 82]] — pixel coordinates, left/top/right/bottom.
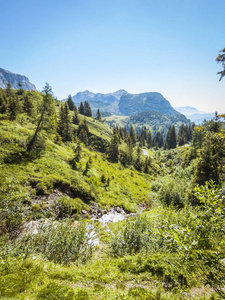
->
[[0, 86, 225, 299]]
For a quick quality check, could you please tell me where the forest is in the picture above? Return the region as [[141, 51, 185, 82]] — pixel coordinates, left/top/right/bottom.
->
[[0, 77, 225, 299]]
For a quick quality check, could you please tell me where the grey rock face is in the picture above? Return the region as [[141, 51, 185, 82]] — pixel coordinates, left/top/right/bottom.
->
[[0, 68, 37, 91]]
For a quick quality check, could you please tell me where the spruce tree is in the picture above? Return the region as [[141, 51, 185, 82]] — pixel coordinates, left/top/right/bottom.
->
[[79, 101, 85, 115], [23, 94, 33, 116], [72, 105, 80, 125], [126, 135, 134, 165], [67, 95, 75, 111], [6, 81, 12, 97], [129, 125, 136, 145], [96, 108, 102, 121], [27, 83, 57, 152], [77, 119, 89, 145], [17, 82, 24, 95], [84, 101, 92, 117], [134, 144, 143, 172], [147, 130, 152, 148], [108, 126, 119, 162], [63, 101, 73, 142], [0, 92, 8, 114], [57, 102, 72, 142], [8, 95, 20, 121], [164, 125, 177, 149]]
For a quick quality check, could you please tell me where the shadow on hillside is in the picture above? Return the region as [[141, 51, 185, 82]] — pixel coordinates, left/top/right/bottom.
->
[[3, 149, 44, 164]]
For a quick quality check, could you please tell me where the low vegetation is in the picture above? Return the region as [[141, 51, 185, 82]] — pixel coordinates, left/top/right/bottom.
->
[[0, 85, 224, 299]]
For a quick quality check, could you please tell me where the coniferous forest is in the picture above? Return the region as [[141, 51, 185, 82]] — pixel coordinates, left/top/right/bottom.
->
[[0, 51, 225, 299]]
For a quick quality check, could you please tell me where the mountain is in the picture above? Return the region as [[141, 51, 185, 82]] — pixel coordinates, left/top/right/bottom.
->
[[0, 68, 37, 91], [175, 106, 214, 124], [65, 89, 127, 114], [175, 106, 204, 116], [119, 92, 179, 116]]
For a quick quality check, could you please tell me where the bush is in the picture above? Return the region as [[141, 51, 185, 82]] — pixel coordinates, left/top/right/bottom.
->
[[1, 220, 93, 265], [0, 178, 29, 238], [110, 216, 151, 256], [55, 196, 89, 218], [158, 177, 186, 208], [37, 281, 75, 299]]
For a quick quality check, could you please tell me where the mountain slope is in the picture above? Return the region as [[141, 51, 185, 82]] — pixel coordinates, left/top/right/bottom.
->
[[0, 68, 37, 91], [65, 89, 127, 114], [119, 92, 179, 116]]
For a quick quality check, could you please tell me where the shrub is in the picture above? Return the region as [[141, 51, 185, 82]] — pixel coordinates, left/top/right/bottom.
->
[[55, 196, 89, 218], [0, 178, 29, 238], [158, 177, 186, 208], [1, 220, 93, 265], [110, 216, 151, 256], [37, 281, 75, 299]]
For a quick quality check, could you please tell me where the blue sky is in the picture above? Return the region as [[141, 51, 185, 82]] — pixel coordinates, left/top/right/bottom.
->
[[1, 0, 224, 112]]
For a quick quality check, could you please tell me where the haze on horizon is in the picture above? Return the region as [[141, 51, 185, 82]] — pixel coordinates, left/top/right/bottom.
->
[[1, 0, 224, 113]]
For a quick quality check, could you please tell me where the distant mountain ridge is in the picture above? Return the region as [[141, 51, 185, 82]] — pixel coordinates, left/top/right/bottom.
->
[[175, 106, 214, 124], [65, 89, 127, 114], [119, 92, 179, 116], [0, 68, 37, 91], [66, 90, 182, 118]]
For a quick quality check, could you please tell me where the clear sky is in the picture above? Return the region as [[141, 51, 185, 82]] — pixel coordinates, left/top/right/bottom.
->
[[1, 0, 224, 113]]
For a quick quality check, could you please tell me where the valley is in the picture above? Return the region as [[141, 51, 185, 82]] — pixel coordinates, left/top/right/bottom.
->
[[0, 82, 224, 299]]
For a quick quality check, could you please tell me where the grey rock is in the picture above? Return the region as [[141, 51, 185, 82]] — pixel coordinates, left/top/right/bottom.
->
[[0, 68, 37, 91]]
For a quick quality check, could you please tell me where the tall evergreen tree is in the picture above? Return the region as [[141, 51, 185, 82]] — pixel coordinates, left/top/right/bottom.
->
[[147, 130, 152, 148], [62, 101, 72, 142], [108, 126, 119, 162], [79, 101, 85, 115], [164, 125, 177, 149], [67, 95, 75, 111], [23, 94, 33, 116], [0, 92, 8, 114], [134, 144, 143, 172], [96, 108, 102, 121], [129, 125, 136, 145], [27, 83, 57, 152], [17, 82, 24, 95], [84, 101, 92, 117], [72, 105, 80, 125], [6, 81, 12, 97], [8, 95, 20, 121], [77, 119, 89, 145]]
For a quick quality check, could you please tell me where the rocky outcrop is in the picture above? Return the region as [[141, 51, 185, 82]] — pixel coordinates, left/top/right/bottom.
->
[[0, 68, 37, 91]]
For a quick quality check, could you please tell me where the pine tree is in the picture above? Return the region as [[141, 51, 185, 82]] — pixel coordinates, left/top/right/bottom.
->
[[27, 83, 57, 152], [63, 102, 73, 141], [134, 144, 143, 172], [23, 94, 33, 116], [147, 130, 152, 148], [79, 101, 85, 115], [67, 95, 75, 111], [126, 135, 134, 165], [129, 125, 136, 145], [72, 105, 80, 125], [178, 124, 187, 146], [96, 108, 102, 121], [6, 81, 12, 97], [108, 126, 119, 162], [164, 125, 177, 149], [0, 92, 8, 114], [153, 131, 164, 148], [77, 119, 89, 145], [57, 102, 73, 142], [8, 95, 20, 121], [17, 82, 24, 95], [84, 101, 92, 117]]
